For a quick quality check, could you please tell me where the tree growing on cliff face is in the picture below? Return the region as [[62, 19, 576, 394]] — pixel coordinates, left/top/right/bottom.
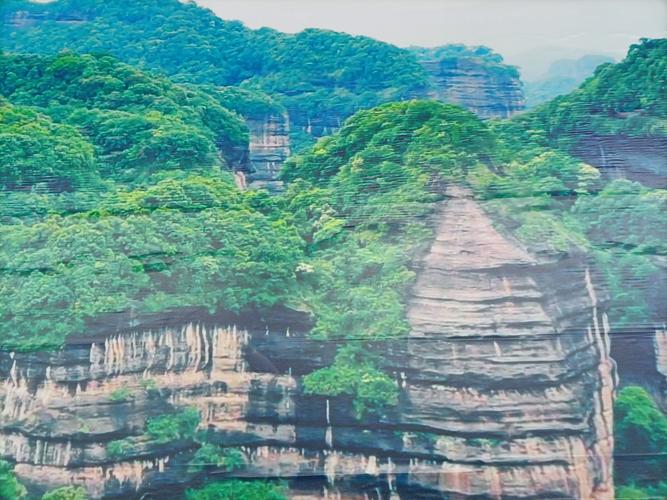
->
[[614, 386, 667, 486], [185, 480, 287, 500], [0, 460, 26, 499], [42, 486, 87, 500]]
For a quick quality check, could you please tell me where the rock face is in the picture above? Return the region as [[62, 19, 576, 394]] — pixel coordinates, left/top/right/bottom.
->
[[654, 326, 667, 408], [403, 185, 615, 498], [572, 134, 667, 188], [0, 186, 616, 499], [418, 58, 526, 118], [241, 113, 291, 192]]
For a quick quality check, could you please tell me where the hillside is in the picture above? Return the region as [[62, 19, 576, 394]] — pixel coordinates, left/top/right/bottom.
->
[[0, 0, 525, 151], [0, 1, 665, 495], [0, 51, 254, 185], [518, 39, 667, 144]]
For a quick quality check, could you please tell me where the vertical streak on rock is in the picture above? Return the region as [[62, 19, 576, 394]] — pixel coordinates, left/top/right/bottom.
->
[[654, 325, 667, 407], [585, 268, 616, 499], [244, 113, 290, 192]]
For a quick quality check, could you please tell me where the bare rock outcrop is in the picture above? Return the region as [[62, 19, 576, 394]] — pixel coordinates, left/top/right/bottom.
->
[[403, 185, 615, 498]]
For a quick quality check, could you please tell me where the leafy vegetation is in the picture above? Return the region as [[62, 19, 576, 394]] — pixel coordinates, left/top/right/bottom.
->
[[0, 173, 303, 350], [303, 345, 399, 418], [614, 386, 667, 487], [0, 52, 248, 184], [109, 387, 133, 402], [41, 486, 87, 500], [516, 38, 667, 145], [410, 44, 521, 80], [188, 444, 245, 473], [616, 482, 667, 499], [572, 180, 666, 325], [0, 460, 26, 499], [0, 0, 429, 139], [146, 406, 201, 444], [185, 480, 287, 500], [106, 438, 134, 459], [0, 99, 95, 190]]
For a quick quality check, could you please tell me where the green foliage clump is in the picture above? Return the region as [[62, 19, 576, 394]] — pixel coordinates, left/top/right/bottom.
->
[[0, 100, 95, 190], [109, 387, 133, 402], [0, 460, 26, 499], [185, 480, 287, 500], [303, 346, 398, 418], [146, 407, 201, 443], [41, 486, 87, 500], [189, 444, 245, 473], [616, 482, 667, 499], [106, 439, 134, 459], [0, 174, 303, 350], [0, 52, 249, 181], [614, 386, 667, 486], [572, 180, 666, 325]]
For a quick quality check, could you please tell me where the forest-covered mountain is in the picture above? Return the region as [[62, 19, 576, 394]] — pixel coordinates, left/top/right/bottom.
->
[[0, 1, 665, 497], [0, 0, 525, 149]]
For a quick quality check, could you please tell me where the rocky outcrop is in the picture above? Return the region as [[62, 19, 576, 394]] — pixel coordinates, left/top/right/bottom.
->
[[0, 186, 617, 499], [403, 185, 615, 498], [572, 134, 667, 188], [242, 113, 291, 192], [418, 58, 525, 119], [651, 325, 667, 410]]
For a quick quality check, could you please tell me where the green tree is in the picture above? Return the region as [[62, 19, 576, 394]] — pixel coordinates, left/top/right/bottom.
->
[[185, 480, 287, 500], [614, 386, 667, 485], [0, 460, 26, 499], [42, 486, 87, 500]]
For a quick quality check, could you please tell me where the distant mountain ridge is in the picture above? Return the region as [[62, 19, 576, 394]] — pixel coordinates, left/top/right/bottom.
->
[[524, 54, 614, 107], [0, 0, 525, 149]]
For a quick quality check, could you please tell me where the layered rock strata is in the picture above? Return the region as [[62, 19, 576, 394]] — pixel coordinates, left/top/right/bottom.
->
[[419, 58, 526, 119], [241, 113, 291, 192], [0, 186, 616, 499], [403, 185, 615, 498]]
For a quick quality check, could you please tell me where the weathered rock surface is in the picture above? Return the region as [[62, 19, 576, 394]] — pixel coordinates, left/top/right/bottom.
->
[[418, 58, 525, 119], [242, 113, 291, 192], [0, 186, 616, 499], [573, 134, 667, 188], [402, 185, 615, 498]]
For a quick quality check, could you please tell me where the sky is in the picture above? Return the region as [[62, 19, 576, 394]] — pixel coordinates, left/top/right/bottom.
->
[[195, 0, 667, 80]]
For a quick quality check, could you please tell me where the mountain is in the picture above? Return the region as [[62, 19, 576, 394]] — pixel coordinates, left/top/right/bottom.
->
[[410, 44, 525, 118], [524, 54, 615, 107], [0, 0, 665, 495], [0, 0, 524, 151], [516, 38, 667, 187]]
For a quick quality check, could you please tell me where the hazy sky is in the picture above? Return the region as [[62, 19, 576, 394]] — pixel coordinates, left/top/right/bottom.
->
[[196, 0, 667, 80]]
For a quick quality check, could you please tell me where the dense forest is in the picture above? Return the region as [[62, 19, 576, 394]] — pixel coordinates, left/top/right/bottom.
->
[[0, 0, 665, 498], [0, 0, 526, 149]]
